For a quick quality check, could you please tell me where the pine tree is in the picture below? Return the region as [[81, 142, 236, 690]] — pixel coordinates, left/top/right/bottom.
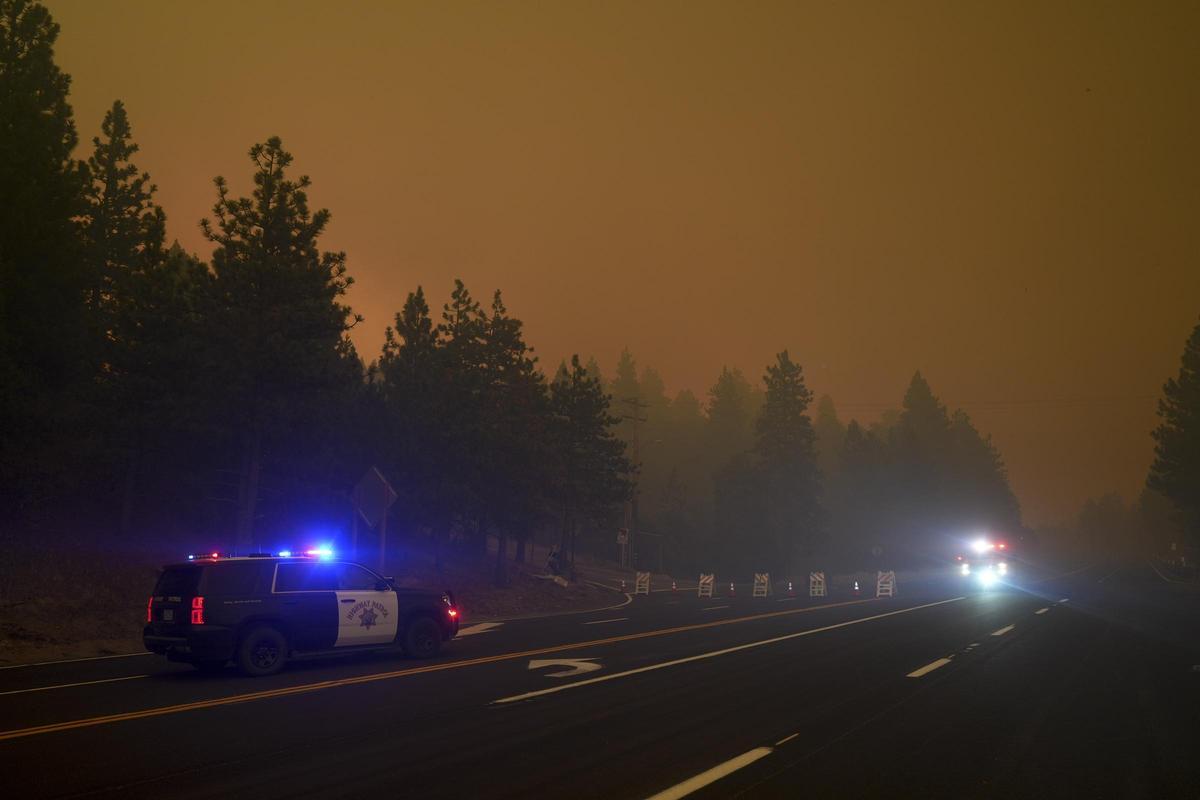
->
[[1149, 317, 1200, 543], [0, 0, 91, 509], [550, 355, 634, 573], [753, 351, 822, 570], [201, 137, 360, 548]]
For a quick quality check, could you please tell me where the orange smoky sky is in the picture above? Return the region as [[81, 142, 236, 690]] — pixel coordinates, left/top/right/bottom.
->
[[47, 0, 1200, 526]]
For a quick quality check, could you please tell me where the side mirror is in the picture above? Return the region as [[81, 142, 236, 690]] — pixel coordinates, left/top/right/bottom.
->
[[375, 579, 390, 591]]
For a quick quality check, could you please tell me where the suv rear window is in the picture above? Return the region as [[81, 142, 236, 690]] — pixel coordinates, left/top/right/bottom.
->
[[198, 562, 262, 595], [154, 566, 201, 596]]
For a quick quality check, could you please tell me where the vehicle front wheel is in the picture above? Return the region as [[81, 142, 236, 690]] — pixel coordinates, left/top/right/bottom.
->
[[236, 625, 288, 677], [403, 616, 442, 659]]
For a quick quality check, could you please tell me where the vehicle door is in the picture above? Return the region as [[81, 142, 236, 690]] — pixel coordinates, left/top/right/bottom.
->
[[272, 562, 339, 650], [334, 563, 399, 647]]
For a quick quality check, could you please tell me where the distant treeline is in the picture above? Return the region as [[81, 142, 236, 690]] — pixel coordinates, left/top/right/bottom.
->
[[0, 1, 1034, 582]]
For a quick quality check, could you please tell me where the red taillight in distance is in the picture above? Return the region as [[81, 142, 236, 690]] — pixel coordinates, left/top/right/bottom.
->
[[146, 596, 154, 623], [190, 596, 205, 625]]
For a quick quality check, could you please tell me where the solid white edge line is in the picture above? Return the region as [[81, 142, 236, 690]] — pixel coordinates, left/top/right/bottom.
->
[[1035, 607, 1049, 615], [906, 657, 952, 678], [699, 605, 731, 611], [0, 674, 148, 696], [991, 624, 1015, 636], [583, 618, 628, 626], [645, 747, 774, 800], [493, 597, 965, 705], [0, 652, 152, 671]]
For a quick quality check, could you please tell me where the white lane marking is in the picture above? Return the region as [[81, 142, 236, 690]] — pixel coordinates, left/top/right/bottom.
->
[[775, 597, 798, 602], [967, 642, 979, 648], [527, 658, 602, 678], [1097, 567, 1122, 583], [0, 674, 148, 697], [455, 622, 505, 637], [493, 597, 965, 705], [1035, 607, 1049, 615], [583, 617, 628, 626], [700, 605, 730, 612], [646, 747, 774, 800], [0, 652, 152, 671], [774, 733, 799, 746], [1058, 598, 1069, 603], [906, 657, 952, 678], [1147, 559, 1190, 584], [991, 624, 1015, 637]]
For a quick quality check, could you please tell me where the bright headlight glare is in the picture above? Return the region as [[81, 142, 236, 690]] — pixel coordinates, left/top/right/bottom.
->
[[998, 562, 1008, 575], [978, 570, 997, 587], [961, 563, 971, 575]]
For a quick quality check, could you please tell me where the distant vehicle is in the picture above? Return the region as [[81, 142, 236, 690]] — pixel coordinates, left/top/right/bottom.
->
[[143, 551, 459, 676], [956, 538, 1011, 588]]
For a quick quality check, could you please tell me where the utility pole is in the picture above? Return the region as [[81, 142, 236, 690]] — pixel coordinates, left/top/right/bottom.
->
[[620, 397, 649, 569]]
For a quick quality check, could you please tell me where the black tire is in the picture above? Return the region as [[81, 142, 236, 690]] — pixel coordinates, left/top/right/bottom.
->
[[403, 616, 442, 659], [236, 625, 288, 677], [193, 659, 227, 673]]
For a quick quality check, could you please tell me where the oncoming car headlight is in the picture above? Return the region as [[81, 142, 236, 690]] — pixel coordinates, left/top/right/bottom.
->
[[978, 567, 997, 587]]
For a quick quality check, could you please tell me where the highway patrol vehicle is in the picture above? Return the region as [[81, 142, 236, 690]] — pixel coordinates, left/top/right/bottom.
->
[[143, 550, 460, 676]]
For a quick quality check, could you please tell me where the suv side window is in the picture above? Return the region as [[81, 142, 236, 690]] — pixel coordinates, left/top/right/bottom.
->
[[274, 563, 340, 592], [199, 562, 261, 595], [337, 563, 381, 591]]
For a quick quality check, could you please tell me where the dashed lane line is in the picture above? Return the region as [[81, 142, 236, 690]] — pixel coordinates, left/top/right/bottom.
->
[[645, 747, 774, 800], [0, 596, 881, 742], [1035, 608, 1049, 615], [991, 624, 1015, 637], [906, 657, 952, 678], [700, 605, 730, 612]]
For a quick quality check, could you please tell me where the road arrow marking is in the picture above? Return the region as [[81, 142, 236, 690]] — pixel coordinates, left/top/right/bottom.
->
[[456, 622, 504, 637], [527, 658, 602, 678]]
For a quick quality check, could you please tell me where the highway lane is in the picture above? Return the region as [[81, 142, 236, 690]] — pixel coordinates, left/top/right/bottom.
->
[[4, 562, 1197, 798]]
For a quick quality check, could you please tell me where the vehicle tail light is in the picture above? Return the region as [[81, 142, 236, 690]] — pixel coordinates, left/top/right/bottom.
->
[[448, 608, 458, 618], [191, 596, 205, 625], [147, 596, 154, 623]]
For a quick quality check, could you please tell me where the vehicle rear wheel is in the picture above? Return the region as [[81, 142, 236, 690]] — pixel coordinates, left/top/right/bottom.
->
[[193, 659, 227, 673], [236, 625, 288, 677], [403, 616, 442, 659]]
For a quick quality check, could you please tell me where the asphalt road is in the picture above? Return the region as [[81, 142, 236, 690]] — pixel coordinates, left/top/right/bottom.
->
[[3, 561, 1198, 799]]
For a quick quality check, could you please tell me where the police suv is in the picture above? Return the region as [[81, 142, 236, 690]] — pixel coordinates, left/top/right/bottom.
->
[[143, 552, 460, 676]]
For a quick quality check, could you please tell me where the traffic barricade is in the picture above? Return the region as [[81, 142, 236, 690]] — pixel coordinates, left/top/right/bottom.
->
[[634, 571, 651, 595], [876, 570, 896, 598], [809, 571, 827, 597], [752, 573, 771, 597], [697, 573, 714, 598]]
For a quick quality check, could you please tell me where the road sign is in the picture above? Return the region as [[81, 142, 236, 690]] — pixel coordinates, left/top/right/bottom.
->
[[634, 571, 650, 595], [809, 571, 827, 597], [352, 467, 397, 571], [753, 573, 771, 597], [876, 570, 896, 598], [697, 573, 714, 598], [528, 658, 602, 678]]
